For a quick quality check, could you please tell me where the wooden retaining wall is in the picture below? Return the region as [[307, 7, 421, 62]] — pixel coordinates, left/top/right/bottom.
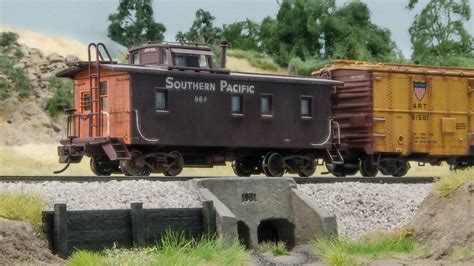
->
[[42, 201, 215, 258]]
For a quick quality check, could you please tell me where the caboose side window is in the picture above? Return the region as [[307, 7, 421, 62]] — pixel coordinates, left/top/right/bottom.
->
[[261, 94, 273, 116], [80, 92, 91, 112], [155, 89, 168, 111], [100, 82, 108, 111], [231, 95, 243, 115], [301, 96, 312, 118]]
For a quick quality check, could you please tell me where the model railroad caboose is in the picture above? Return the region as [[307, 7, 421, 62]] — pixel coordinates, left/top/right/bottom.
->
[[313, 60, 474, 177], [55, 42, 342, 176]]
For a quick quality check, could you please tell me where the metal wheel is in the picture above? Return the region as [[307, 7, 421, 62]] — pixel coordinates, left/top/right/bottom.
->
[[232, 159, 252, 177], [360, 157, 379, 177], [298, 154, 316, 177], [120, 150, 150, 176], [90, 156, 113, 176], [393, 161, 410, 177], [262, 152, 284, 177], [164, 151, 184, 176], [325, 163, 346, 177], [379, 159, 410, 177]]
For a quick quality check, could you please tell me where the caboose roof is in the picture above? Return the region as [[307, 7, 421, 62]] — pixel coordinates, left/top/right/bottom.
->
[[57, 62, 342, 86]]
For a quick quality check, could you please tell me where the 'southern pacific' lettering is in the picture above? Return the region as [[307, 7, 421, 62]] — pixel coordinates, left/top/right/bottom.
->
[[165, 77, 255, 95]]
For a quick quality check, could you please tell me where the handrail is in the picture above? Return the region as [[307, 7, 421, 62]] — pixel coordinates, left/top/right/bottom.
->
[[61, 111, 111, 140], [134, 110, 159, 142]]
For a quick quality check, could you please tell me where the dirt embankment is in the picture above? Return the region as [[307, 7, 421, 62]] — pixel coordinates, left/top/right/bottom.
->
[[409, 181, 474, 259], [0, 219, 63, 265]]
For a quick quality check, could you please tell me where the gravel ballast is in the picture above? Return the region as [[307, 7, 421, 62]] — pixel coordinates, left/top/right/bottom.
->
[[1, 180, 432, 239], [0, 180, 201, 210], [299, 182, 432, 239]]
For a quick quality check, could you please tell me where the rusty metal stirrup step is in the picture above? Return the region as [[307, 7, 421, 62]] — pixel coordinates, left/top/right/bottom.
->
[[101, 139, 131, 161], [326, 146, 344, 164]]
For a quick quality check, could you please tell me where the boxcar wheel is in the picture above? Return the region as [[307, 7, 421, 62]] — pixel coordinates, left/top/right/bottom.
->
[[164, 151, 184, 176], [232, 159, 252, 177], [120, 150, 150, 176], [360, 157, 379, 177], [262, 152, 284, 177], [325, 163, 346, 177], [90, 156, 113, 176], [393, 161, 410, 177]]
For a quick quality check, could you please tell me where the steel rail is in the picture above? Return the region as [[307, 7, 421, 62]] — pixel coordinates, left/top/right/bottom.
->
[[0, 176, 436, 184]]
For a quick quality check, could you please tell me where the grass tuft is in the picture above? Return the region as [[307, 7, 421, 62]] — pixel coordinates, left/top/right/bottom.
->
[[259, 241, 291, 256], [434, 168, 474, 197], [0, 189, 45, 229], [313, 229, 421, 265], [67, 231, 252, 266]]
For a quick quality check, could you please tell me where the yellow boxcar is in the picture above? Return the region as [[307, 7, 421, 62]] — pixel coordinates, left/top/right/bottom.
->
[[313, 60, 474, 177]]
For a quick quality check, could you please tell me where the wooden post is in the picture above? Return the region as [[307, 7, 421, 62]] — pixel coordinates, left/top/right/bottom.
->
[[131, 202, 145, 247], [53, 204, 68, 258], [202, 201, 216, 234]]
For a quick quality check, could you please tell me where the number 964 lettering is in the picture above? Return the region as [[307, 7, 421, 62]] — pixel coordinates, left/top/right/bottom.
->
[[194, 95, 208, 104]]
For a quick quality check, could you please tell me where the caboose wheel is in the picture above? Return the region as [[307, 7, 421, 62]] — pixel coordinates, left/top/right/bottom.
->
[[164, 151, 184, 176], [262, 152, 284, 177], [90, 156, 113, 176], [232, 159, 252, 177], [298, 154, 316, 177], [360, 157, 379, 177], [120, 150, 150, 176]]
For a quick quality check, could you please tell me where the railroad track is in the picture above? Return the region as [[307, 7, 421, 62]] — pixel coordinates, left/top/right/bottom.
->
[[0, 176, 436, 184]]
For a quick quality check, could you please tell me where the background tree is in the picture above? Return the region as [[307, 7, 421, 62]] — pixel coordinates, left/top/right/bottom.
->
[[176, 9, 222, 44], [108, 0, 166, 48], [261, 0, 399, 67], [407, 0, 473, 66], [222, 19, 261, 51]]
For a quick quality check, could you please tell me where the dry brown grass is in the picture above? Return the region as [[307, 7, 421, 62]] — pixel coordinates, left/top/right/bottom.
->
[[226, 56, 287, 74], [1, 24, 88, 60]]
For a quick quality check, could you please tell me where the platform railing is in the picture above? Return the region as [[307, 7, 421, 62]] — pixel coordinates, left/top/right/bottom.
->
[[62, 111, 110, 140]]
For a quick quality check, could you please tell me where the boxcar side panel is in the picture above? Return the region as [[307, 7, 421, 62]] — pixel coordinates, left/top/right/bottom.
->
[[129, 73, 332, 149], [372, 72, 471, 156]]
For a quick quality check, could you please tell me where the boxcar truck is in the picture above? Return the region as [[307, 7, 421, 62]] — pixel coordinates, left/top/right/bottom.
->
[[313, 60, 474, 177], [55, 42, 342, 177]]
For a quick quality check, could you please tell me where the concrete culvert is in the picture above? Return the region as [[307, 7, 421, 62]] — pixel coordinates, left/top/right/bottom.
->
[[257, 219, 295, 249], [237, 221, 251, 248]]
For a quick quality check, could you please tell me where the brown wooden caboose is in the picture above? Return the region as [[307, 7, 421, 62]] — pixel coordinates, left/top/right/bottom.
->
[[56, 42, 342, 177]]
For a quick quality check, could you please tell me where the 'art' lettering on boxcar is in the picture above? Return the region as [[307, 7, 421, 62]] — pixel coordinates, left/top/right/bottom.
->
[[165, 77, 255, 94]]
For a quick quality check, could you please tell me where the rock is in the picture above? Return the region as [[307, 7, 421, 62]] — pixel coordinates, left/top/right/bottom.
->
[[66, 55, 79, 63], [47, 53, 64, 63], [23, 103, 39, 116]]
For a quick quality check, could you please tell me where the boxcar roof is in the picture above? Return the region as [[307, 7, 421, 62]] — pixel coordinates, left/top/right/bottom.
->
[[312, 60, 474, 77], [57, 63, 342, 86]]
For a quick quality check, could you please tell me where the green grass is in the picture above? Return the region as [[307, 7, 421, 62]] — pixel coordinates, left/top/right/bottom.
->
[[227, 49, 280, 71], [288, 57, 331, 76], [67, 231, 252, 266], [434, 168, 474, 197], [0, 189, 46, 229], [259, 241, 291, 256], [313, 230, 429, 266]]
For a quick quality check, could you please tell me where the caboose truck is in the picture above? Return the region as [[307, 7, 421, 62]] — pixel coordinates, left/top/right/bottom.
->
[[55, 42, 343, 176]]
